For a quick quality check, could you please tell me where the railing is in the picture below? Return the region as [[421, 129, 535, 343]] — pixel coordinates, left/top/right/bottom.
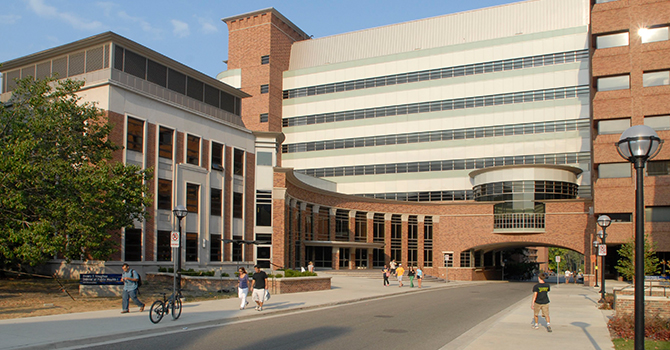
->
[[494, 213, 545, 230]]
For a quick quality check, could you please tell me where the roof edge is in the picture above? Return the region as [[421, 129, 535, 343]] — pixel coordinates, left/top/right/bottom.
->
[[222, 7, 310, 40]]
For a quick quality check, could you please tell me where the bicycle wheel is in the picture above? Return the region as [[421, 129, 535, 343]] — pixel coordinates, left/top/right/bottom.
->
[[171, 296, 182, 320], [149, 300, 164, 324]]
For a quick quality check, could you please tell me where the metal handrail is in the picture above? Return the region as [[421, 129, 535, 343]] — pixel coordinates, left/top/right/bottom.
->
[[494, 213, 545, 229]]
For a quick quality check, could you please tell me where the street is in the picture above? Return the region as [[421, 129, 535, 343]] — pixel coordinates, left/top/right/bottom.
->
[[84, 282, 531, 350]]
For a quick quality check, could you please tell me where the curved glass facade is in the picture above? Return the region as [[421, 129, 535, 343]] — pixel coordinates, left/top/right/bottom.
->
[[474, 180, 578, 205]]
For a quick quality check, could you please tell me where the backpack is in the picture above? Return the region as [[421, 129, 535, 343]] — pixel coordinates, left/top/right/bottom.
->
[[132, 269, 142, 288]]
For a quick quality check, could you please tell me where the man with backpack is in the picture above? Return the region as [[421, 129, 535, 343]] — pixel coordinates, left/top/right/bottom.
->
[[121, 263, 145, 313]]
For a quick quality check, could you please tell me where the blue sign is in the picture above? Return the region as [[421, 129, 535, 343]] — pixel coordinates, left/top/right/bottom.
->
[[645, 275, 670, 281], [80, 274, 123, 285]]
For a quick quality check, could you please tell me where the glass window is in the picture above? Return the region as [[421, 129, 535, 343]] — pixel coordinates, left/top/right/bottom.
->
[[256, 204, 271, 226], [260, 84, 269, 94], [210, 234, 222, 262], [598, 163, 631, 178], [597, 75, 630, 91], [157, 230, 171, 261], [233, 149, 244, 176], [158, 127, 173, 159], [645, 115, 670, 131], [211, 188, 222, 216], [646, 206, 670, 222], [126, 117, 144, 152], [233, 192, 243, 218], [643, 71, 670, 87], [257, 152, 273, 166], [640, 26, 669, 44], [260, 113, 269, 123], [648, 160, 670, 176], [124, 228, 142, 261], [211, 142, 223, 171], [261, 55, 270, 65], [157, 179, 172, 210], [187, 183, 199, 213], [596, 32, 629, 49], [185, 232, 198, 262], [598, 118, 630, 134], [186, 135, 200, 166]]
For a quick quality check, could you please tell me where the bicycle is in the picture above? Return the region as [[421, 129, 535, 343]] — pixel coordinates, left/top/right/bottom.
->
[[149, 290, 183, 324]]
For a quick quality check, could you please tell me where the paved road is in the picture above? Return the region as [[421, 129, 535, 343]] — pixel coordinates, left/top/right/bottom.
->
[[83, 282, 531, 350]]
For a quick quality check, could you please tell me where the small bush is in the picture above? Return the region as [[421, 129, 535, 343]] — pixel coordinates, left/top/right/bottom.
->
[[157, 267, 174, 273], [282, 269, 317, 278], [178, 269, 215, 277], [598, 293, 614, 310], [609, 314, 670, 341], [221, 272, 229, 277]]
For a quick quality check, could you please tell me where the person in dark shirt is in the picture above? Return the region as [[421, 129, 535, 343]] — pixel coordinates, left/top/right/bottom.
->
[[251, 265, 268, 311], [531, 273, 552, 332]]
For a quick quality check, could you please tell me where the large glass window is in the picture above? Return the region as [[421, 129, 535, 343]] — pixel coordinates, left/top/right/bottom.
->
[[157, 179, 172, 210], [233, 149, 244, 176], [157, 230, 171, 261], [335, 209, 350, 241], [185, 232, 198, 262], [257, 152, 273, 166], [645, 115, 670, 131], [643, 71, 670, 87], [256, 190, 272, 226], [460, 250, 472, 268], [317, 207, 330, 241], [126, 117, 144, 152], [211, 142, 223, 171], [640, 26, 669, 44], [305, 205, 313, 240], [648, 160, 670, 176], [596, 32, 629, 49], [158, 127, 173, 159], [210, 234, 222, 262], [598, 163, 631, 178], [187, 135, 200, 166], [598, 118, 630, 135], [391, 215, 402, 263], [124, 228, 142, 261], [424, 217, 433, 267], [233, 192, 243, 218], [597, 75, 630, 91], [407, 216, 418, 267], [646, 206, 670, 222], [355, 212, 367, 242], [187, 183, 199, 213], [211, 188, 222, 216], [373, 213, 385, 243]]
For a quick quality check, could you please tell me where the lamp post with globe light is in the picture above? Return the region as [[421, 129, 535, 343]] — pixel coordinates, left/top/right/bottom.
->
[[593, 240, 600, 288], [172, 205, 188, 296], [616, 125, 663, 350], [597, 215, 611, 303]]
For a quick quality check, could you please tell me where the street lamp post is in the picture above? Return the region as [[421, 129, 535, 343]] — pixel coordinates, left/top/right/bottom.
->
[[597, 215, 611, 303], [593, 240, 600, 288], [616, 125, 663, 350], [172, 205, 188, 297]]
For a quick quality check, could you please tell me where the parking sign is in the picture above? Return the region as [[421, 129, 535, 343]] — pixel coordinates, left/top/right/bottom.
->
[[170, 231, 180, 248]]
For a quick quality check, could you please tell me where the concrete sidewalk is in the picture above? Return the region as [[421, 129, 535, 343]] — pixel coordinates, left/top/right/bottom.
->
[[444, 280, 624, 350], [0, 275, 622, 350]]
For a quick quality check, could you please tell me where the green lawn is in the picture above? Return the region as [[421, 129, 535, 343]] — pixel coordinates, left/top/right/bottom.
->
[[613, 339, 670, 350]]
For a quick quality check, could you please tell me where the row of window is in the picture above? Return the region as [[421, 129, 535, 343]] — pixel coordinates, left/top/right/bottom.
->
[[126, 116, 246, 174], [596, 26, 669, 49], [282, 119, 589, 154], [599, 160, 670, 178], [114, 45, 241, 116], [358, 190, 474, 202], [598, 115, 670, 135], [282, 50, 588, 99], [474, 181, 578, 200], [599, 207, 670, 223], [283, 85, 589, 127], [597, 71, 670, 91], [297, 151, 590, 178]]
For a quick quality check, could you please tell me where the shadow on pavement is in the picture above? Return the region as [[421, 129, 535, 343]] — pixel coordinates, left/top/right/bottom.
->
[[571, 321, 601, 350]]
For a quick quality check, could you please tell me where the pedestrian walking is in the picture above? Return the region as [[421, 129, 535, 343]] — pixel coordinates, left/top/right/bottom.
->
[[120, 263, 144, 313], [531, 273, 552, 332], [564, 270, 571, 284], [396, 264, 405, 287], [308, 261, 315, 273], [389, 259, 397, 276], [408, 266, 415, 288], [250, 265, 269, 311], [237, 267, 249, 310], [416, 266, 423, 288], [382, 264, 390, 287]]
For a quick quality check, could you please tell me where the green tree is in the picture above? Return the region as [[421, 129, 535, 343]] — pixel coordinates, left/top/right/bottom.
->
[[0, 77, 152, 269], [615, 235, 659, 281], [548, 247, 583, 272]]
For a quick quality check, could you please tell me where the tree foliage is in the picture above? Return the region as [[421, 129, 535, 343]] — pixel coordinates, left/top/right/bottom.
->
[[548, 247, 583, 272], [615, 235, 660, 281], [0, 77, 152, 269]]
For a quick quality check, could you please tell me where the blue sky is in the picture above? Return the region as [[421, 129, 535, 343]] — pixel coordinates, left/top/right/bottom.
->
[[2, 0, 518, 80]]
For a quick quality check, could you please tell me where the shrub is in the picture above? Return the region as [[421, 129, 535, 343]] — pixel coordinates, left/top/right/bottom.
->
[[283, 269, 317, 278], [157, 267, 174, 273], [178, 269, 215, 277], [598, 293, 614, 310], [221, 272, 229, 277], [608, 314, 670, 340]]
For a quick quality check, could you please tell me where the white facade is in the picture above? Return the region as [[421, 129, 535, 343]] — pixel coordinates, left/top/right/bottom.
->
[[281, 0, 591, 200]]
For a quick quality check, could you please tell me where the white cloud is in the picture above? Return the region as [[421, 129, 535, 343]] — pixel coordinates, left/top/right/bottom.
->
[[196, 16, 218, 34], [118, 11, 161, 36], [171, 19, 190, 38], [96, 1, 116, 17], [26, 0, 102, 30]]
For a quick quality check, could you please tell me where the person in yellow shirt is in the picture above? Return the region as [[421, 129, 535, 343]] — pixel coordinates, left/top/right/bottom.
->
[[396, 264, 405, 287]]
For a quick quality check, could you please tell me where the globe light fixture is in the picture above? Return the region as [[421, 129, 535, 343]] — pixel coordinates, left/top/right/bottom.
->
[[596, 215, 611, 303]]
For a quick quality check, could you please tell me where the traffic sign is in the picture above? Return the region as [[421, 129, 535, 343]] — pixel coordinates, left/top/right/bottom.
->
[[170, 231, 180, 248], [555, 256, 561, 263], [598, 244, 607, 256]]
